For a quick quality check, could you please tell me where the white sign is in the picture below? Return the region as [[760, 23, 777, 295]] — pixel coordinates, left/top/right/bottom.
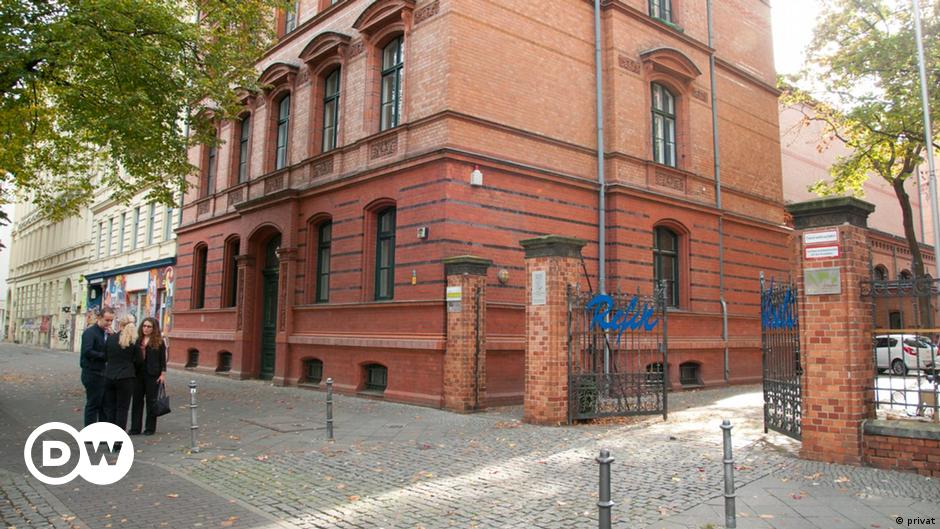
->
[[805, 245, 840, 259], [531, 271, 547, 306], [445, 286, 462, 301], [24, 422, 134, 485], [805, 268, 841, 295], [803, 230, 839, 245]]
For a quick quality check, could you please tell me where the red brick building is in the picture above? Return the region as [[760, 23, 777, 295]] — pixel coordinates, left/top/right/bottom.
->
[[171, 0, 790, 407]]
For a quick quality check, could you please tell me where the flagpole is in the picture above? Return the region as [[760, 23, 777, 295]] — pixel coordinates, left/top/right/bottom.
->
[[912, 0, 940, 284]]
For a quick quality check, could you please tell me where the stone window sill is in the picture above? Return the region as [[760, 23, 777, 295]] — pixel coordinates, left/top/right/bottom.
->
[[863, 419, 940, 441]]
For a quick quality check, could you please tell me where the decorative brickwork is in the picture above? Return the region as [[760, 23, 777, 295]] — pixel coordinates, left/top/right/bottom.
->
[[443, 256, 491, 411], [264, 174, 285, 194], [414, 0, 440, 24], [618, 54, 641, 73], [521, 236, 586, 425], [313, 157, 333, 178], [370, 135, 398, 159], [227, 187, 245, 208]]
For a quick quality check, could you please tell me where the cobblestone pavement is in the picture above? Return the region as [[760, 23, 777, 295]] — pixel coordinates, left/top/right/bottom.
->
[[2, 343, 938, 529]]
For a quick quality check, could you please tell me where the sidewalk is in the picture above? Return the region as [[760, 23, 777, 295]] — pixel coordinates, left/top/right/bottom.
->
[[2, 343, 938, 529]]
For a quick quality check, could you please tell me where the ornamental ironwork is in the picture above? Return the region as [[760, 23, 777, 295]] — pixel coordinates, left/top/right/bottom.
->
[[760, 273, 802, 440], [567, 285, 668, 423]]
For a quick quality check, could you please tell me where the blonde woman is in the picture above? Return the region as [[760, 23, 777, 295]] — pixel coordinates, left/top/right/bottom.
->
[[103, 314, 138, 430]]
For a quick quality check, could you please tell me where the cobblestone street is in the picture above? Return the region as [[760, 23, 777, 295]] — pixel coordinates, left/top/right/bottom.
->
[[1, 344, 938, 529]]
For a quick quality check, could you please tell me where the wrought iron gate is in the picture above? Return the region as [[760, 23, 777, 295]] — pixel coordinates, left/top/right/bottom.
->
[[567, 285, 668, 422], [760, 273, 802, 440]]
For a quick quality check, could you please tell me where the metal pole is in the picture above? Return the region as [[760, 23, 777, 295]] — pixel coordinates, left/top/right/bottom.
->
[[596, 449, 614, 529], [721, 420, 736, 528], [189, 380, 199, 453], [912, 0, 940, 285], [326, 377, 334, 441], [593, 0, 609, 375]]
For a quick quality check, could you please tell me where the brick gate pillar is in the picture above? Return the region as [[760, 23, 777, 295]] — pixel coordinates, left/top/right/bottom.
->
[[442, 256, 492, 412], [520, 236, 587, 425], [788, 197, 876, 465], [231, 254, 255, 380]]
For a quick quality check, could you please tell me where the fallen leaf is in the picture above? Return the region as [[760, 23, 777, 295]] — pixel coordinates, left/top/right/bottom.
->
[[348, 495, 360, 502], [834, 476, 850, 483], [166, 494, 179, 499], [759, 514, 774, 519]]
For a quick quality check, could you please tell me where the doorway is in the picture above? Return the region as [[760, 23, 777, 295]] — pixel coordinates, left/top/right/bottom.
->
[[259, 235, 281, 380]]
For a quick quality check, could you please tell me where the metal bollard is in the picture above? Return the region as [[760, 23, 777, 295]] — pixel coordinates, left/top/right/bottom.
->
[[721, 419, 736, 528], [326, 377, 334, 441], [189, 380, 200, 453], [596, 449, 614, 529]]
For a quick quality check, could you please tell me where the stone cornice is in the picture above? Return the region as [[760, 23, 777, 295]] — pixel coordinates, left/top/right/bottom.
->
[[443, 255, 492, 276], [520, 236, 587, 259]]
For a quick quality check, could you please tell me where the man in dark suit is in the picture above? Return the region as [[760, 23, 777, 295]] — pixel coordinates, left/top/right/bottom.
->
[[80, 306, 115, 426]]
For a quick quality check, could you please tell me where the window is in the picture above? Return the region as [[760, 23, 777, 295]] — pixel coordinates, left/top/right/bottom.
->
[[164, 206, 174, 241], [316, 222, 332, 303], [107, 218, 114, 256], [380, 36, 403, 131], [192, 244, 208, 309], [649, 0, 672, 22], [651, 83, 676, 167], [275, 95, 291, 170], [205, 144, 217, 196], [238, 115, 251, 183], [899, 270, 913, 281], [304, 359, 323, 384], [874, 265, 888, 281], [118, 213, 126, 253], [147, 203, 156, 245], [375, 207, 396, 300], [131, 207, 140, 250], [653, 226, 679, 307], [680, 362, 701, 386], [889, 312, 903, 329], [283, 1, 299, 34], [97, 221, 104, 258], [186, 349, 199, 368], [217, 352, 233, 373], [322, 69, 340, 152], [364, 363, 387, 392], [223, 237, 240, 308]]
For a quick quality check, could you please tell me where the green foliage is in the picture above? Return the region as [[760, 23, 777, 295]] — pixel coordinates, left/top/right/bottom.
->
[[0, 0, 291, 220], [783, 0, 939, 277]]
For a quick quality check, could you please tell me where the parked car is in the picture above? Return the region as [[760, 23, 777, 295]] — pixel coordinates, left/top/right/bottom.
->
[[874, 334, 938, 375]]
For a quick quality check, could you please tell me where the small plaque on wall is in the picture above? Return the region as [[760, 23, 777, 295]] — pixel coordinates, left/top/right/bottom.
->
[[531, 271, 547, 305], [805, 267, 841, 295]]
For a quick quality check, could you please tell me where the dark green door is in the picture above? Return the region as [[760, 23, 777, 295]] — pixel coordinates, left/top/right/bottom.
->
[[259, 235, 280, 380]]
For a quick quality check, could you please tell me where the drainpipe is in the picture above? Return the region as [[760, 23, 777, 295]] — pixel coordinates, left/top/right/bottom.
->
[[707, 0, 729, 384], [594, 0, 609, 373]]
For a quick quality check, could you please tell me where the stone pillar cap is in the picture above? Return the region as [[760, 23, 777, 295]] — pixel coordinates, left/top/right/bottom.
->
[[520, 235, 587, 259], [443, 255, 492, 276], [786, 196, 875, 230]]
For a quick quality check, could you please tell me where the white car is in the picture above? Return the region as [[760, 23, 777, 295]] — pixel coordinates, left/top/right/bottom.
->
[[874, 334, 938, 375]]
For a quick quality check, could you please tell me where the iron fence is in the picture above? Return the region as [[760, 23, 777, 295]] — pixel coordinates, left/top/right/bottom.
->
[[861, 277, 940, 422], [567, 285, 667, 422]]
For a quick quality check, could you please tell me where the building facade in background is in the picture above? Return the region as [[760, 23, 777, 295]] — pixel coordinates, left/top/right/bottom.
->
[[7, 202, 91, 351], [84, 192, 181, 343], [171, 0, 788, 406]]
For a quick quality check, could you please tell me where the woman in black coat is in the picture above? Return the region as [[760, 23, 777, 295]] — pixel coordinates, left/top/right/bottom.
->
[[103, 315, 139, 431], [130, 317, 167, 435]]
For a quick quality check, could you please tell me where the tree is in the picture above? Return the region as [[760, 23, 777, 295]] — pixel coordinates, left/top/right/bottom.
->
[[0, 0, 290, 221], [784, 0, 939, 282]]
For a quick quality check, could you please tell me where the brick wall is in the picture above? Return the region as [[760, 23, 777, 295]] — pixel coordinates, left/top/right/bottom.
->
[[864, 431, 940, 477]]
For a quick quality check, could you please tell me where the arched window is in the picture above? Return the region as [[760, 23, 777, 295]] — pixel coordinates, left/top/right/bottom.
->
[[316, 221, 332, 303], [304, 358, 323, 384], [192, 244, 209, 309], [653, 226, 679, 307], [322, 69, 341, 152], [364, 363, 388, 392], [651, 83, 676, 167], [275, 95, 291, 170], [899, 269, 913, 281], [222, 237, 240, 308], [873, 265, 888, 281], [375, 207, 396, 300], [380, 36, 404, 131], [649, 0, 672, 22], [237, 115, 251, 183]]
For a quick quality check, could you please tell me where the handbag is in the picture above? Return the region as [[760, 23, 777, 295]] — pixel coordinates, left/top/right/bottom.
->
[[154, 382, 172, 417]]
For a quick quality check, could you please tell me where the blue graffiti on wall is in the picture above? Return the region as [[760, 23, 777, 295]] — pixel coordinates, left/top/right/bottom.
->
[[587, 293, 660, 345], [761, 281, 797, 330]]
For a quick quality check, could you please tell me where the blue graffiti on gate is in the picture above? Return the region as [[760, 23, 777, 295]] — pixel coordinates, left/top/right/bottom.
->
[[761, 281, 797, 330], [587, 293, 659, 345]]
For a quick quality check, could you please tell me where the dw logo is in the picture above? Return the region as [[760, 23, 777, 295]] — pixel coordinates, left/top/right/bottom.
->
[[23, 422, 134, 485]]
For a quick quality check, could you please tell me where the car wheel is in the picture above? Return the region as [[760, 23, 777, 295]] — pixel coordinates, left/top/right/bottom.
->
[[891, 359, 908, 376]]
